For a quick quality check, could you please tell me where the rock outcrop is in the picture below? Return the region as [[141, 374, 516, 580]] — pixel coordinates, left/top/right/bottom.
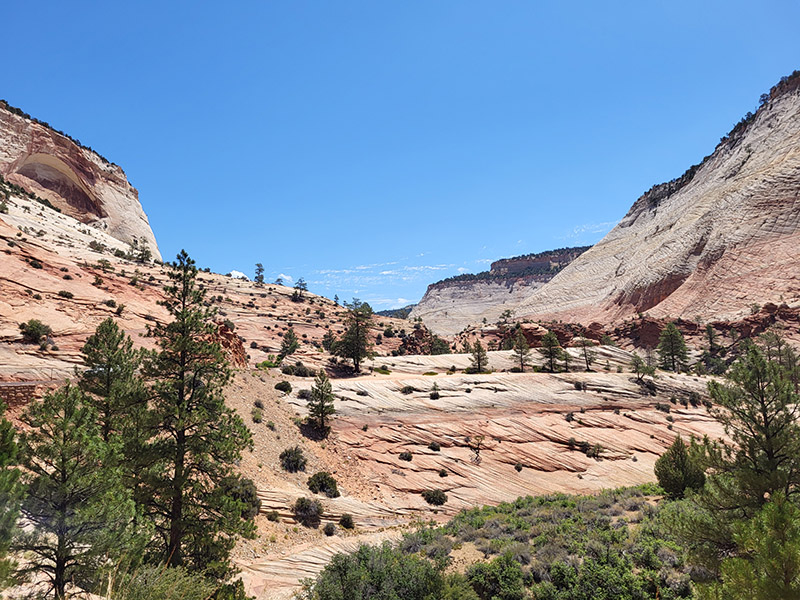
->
[[414, 72, 800, 334], [512, 72, 800, 325], [410, 247, 589, 336], [0, 101, 161, 259]]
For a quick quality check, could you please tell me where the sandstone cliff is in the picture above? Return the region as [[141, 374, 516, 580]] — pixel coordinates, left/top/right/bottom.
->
[[410, 247, 589, 336], [0, 101, 161, 260], [512, 72, 800, 325]]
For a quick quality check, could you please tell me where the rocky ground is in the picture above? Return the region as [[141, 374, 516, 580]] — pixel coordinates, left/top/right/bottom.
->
[[226, 348, 724, 599]]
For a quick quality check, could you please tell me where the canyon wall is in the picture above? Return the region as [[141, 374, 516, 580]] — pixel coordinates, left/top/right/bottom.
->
[[0, 101, 161, 259]]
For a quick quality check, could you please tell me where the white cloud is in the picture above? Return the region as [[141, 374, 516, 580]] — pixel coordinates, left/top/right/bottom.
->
[[277, 273, 293, 283]]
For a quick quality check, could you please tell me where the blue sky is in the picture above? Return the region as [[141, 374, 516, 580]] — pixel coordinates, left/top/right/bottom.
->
[[3, 2, 800, 309]]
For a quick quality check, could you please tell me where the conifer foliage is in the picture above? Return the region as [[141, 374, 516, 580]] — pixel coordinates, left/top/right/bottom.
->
[[142, 250, 254, 577]]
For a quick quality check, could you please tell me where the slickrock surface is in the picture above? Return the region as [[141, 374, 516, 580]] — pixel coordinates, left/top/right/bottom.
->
[[0, 189, 404, 381], [233, 355, 724, 598], [411, 248, 588, 336], [0, 102, 161, 258], [416, 74, 800, 333]]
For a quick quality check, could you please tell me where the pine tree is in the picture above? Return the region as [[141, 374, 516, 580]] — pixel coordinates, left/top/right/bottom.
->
[[254, 263, 264, 286], [512, 331, 531, 372], [16, 385, 140, 599], [538, 331, 562, 373], [280, 327, 300, 359], [470, 340, 489, 373], [654, 435, 705, 499], [142, 251, 254, 577], [0, 402, 22, 589], [631, 352, 655, 382], [658, 322, 688, 372], [576, 336, 596, 372], [673, 340, 800, 578], [307, 370, 335, 434], [699, 494, 800, 600], [79, 318, 144, 442], [334, 299, 373, 372]]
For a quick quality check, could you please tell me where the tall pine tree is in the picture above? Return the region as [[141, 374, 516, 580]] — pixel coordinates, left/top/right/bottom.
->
[[307, 370, 335, 434], [334, 299, 373, 372], [142, 250, 254, 578], [658, 322, 688, 372], [79, 317, 144, 442], [15, 385, 140, 599]]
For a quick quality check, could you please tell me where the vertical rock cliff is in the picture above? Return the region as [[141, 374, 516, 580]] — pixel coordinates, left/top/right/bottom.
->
[[0, 101, 161, 260]]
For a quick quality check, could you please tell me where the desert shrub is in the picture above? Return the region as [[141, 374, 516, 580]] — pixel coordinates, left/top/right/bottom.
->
[[297, 388, 311, 400], [307, 472, 340, 498], [323, 522, 336, 536], [280, 446, 307, 472], [108, 564, 216, 600], [251, 407, 263, 423], [399, 451, 412, 461], [254, 399, 264, 409], [422, 489, 448, 506], [250, 341, 258, 349], [283, 361, 315, 377], [28, 259, 43, 269], [374, 367, 391, 375], [654, 436, 705, 499], [400, 385, 416, 395], [515, 463, 523, 472], [218, 475, 260, 520], [266, 420, 275, 430], [439, 469, 449, 477], [57, 290, 74, 299], [103, 299, 117, 308], [19, 319, 52, 344], [304, 543, 444, 599], [339, 513, 355, 529], [428, 441, 441, 451], [655, 403, 671, 413], [356, 390, 369, 396], [266, 510, 280, 522], [293, 496, 324, 528], [467, 552, 526, 600], [275, 381, 292, 394]]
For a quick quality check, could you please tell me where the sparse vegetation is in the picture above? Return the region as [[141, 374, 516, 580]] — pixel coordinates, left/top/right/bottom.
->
[[280, 446, 307, 472], [307, 472, 340, 498]]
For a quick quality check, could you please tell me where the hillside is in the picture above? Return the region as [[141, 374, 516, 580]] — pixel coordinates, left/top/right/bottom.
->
[[413, 72, 800, 335], [0, 100, 161, 259], [410, 247, 589, 336]]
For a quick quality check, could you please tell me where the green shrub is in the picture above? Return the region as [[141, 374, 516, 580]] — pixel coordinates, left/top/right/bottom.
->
[[339, 513, 355, 529], [280, 446, 307, 472], [266, 510, 280, 522], [428, 441, 441, 452], [439, 469, 448, 477], [304, 543, 444, 599], [251, 407, 263, 423], [422, 489, 448, 506], [399, 451, 412, 462], [323, 522, 336, 536], [400, 385, 416, 395], [19, 319, 52, 344], [57, 290, 74, 299], [218, 476, 260, 520], [297, 388, 311, 400], [467, 552, 525, 600], [308, 472, 340, 498], [293, 496, 323, 528], [275, 381, 292, 394]]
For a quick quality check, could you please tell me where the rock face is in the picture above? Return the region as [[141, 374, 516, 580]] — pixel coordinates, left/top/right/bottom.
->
[[410, 247, 589, 336], [512, 72, 800, 325], [0, 101, 161, 259]]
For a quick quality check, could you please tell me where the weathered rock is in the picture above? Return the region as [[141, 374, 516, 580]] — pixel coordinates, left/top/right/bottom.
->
[[0, 101, 161, 259]]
